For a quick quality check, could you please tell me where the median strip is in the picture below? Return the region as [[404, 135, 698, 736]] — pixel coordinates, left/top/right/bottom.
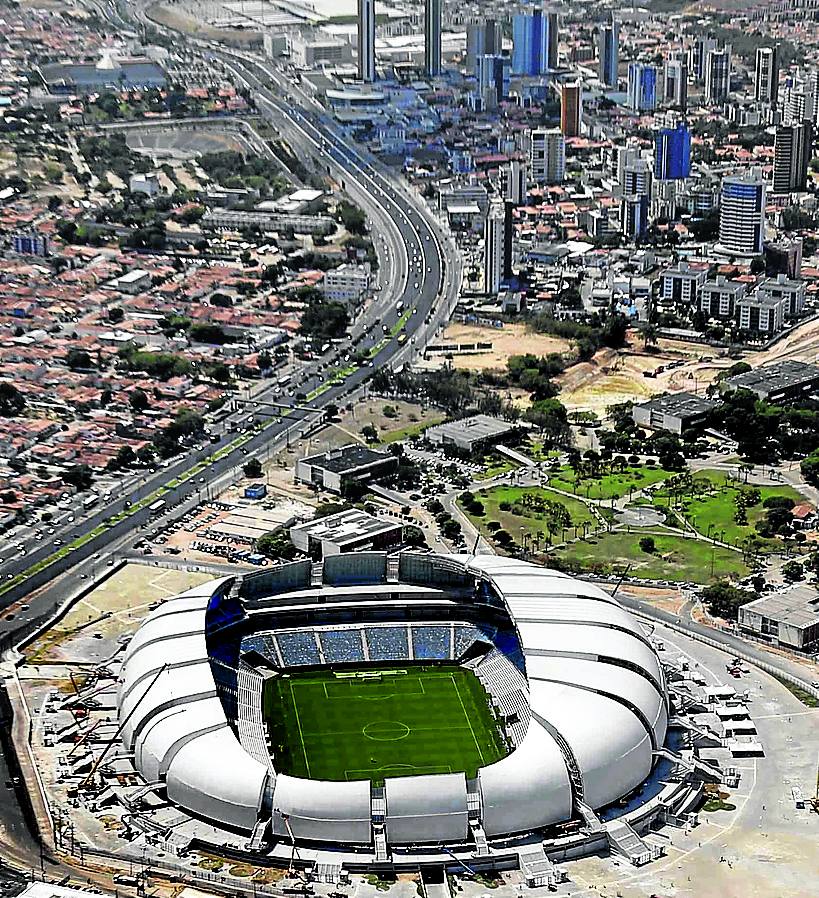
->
[[1, 361, 379, 599], [390, 308, 412, 337]]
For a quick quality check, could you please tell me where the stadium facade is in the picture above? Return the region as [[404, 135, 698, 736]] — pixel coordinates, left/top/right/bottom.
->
[[118, 553, 669, 858]]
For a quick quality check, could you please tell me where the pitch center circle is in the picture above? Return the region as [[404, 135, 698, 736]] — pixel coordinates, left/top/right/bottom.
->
[[363, 721, 410, 741]]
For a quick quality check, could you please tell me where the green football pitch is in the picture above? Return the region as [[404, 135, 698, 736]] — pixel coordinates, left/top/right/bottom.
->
[[264, 665, 508, 783]]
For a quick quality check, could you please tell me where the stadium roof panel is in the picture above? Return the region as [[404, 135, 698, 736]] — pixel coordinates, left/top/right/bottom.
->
[[119, 556, 668, 845]]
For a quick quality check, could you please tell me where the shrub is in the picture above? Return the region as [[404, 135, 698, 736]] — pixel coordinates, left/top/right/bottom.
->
[[639, 536, 656, 554]]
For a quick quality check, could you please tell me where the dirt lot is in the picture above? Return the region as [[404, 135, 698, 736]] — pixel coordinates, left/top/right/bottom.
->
[[559, 316, 819, 416], [148, 1, 261, 42], [421, 322, 571, 372], [24, 564, 212, 663]]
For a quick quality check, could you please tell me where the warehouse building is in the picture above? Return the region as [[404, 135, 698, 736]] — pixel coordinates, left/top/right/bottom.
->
[[289, 508, 402, 556], [632, 392, 716, 434], [723, 360, 819, 403], [295, 444, 398, 495], [425, 414, 520, 452], [738, 584, 819, 651]]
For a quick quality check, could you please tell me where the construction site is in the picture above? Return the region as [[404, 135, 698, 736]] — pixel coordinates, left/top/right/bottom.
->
[[2, 561, 817, 898]]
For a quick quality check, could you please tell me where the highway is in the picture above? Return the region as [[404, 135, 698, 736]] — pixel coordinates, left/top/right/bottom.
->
[[0, 15, 460, 649]]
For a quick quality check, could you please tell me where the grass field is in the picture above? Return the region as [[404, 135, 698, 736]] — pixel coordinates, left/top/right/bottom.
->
[[654, 470, 806, 549], [463, 485, 599, 548], [265, 665, 506, 783], [551, 531, 749, 582], [548, 465, 673, 500]]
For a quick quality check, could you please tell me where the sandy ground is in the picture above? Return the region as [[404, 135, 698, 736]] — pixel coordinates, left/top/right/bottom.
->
[[559, 315, 819, 416], [422, 322, 571, 371], [276, 399, 445, 461], [174, 165, 204, 191], [24, 564, 211, 663], [148, 1, 261, 42], [618, 583, 689, 615]]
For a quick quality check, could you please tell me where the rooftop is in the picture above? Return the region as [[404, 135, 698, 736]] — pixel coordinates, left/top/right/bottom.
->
[[302, 443, 393, 474], [426, 414, 517, 443], [290, 508, 400, 546], [634, 391, 716, 417], [725, 360, 819, 396], [741, 585, 819, 631]]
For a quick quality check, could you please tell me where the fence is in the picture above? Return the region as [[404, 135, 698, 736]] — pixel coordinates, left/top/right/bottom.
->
[[629, 608, 819, 702]]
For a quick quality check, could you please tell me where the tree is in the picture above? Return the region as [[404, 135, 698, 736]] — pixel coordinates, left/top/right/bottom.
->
[[243, 458, 263, 479], [256, 528, 298, 561], [315, 501, 349, 519], [153, 408, 205, 458], [337, 200, 367, 235], [62, 464, 94, 490], [189, 322, 232, 345], [361, 424, 379, 443], [782, 560, 804, 582], [524, 398, 570, 447], [701, 580, 755, 621], [639, 536, 656, 553], [137, 445, 155, 466], [404, 525, 427, 547], [300, 299, 349, 340], [0, 382, 25, 417], [116, 445, 136, 467], [130, 388, 149, 412], [66, 348, 93, 370], [108, 306, 125, 324]]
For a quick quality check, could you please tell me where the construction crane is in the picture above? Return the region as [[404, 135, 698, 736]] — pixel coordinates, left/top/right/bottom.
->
[[80, 663, 168, 792]]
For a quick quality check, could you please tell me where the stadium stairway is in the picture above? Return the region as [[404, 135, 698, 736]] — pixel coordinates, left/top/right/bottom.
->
[[373, 824, 389, 862], [667, 684, 707, 714], [604, 820, 660, 866], [386, 555, 400, 582], [247, 816, 270, 852], [653, 747, 740, 787], [125, 781, 164, 807], [470, 821, 490, 856], [310, 562, 324, 587], [575, 801, 604, 834], [669, 715, 725, 748], [518, 846, 566, 887]]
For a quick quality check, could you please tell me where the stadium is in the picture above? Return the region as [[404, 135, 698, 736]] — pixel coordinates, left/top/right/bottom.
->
[[118, 553, 674, 870]]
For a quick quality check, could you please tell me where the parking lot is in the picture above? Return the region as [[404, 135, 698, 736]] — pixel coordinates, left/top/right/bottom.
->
[[136, 496, 314, 566]]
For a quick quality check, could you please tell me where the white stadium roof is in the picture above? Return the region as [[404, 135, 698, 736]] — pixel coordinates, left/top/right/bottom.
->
[[118, 557, 668, 844]]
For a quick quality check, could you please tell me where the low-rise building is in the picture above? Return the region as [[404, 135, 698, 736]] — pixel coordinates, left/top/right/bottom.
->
[[291, 36, 352, 69], [660, 261, 708, 308], [129, 172, 161, 197], [322, 263, 370, 309], [737, 293, 786, 335], [12, 231, 49, 256], [699, 276, 746, 321], [425, 414, 519, 452], [202, 209, 335, 236], [112, 269, 152, 295], [289, 508, 402, 556], [755, 274, 806, 317], [723, 360, 819, 402], [632, 392, 716, 434], [738, 584, 819, 651], [295, 444, 398, 495]]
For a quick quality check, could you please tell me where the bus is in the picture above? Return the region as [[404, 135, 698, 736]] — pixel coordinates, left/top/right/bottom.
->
[[82, 495, 98, 511], [148, 499, 166, 515]]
